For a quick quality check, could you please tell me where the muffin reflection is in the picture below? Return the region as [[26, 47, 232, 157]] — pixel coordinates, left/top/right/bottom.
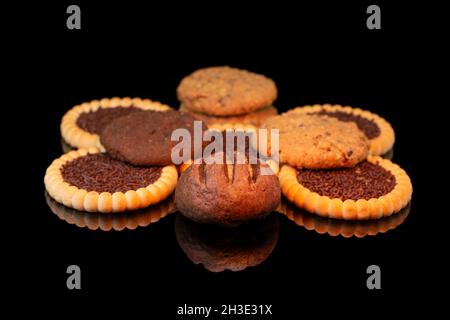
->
[[45, 192, 175, 231], [175, 213, 279, 272], [277, 197, 410, 238]]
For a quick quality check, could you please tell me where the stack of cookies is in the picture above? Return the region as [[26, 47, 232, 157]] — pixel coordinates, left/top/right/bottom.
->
[[177, 66, 278, 130]]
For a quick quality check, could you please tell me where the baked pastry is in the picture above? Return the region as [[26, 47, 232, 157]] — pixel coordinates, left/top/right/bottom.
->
[[100, 109, 205, 166], [178, 128, 279, 175], [45, 192, 175, 231], [259, 113, 370, 169], [61, 97, 171, 149], [44, 148, 178, 213], [278, 155, 412, 220], [277, 198, 410, 238], [177, 66, 277, 116], [175, 213, 279, 272], [175, 152, 281, 227], [179, 104, 277, 128], [286, 104, 395, 155]]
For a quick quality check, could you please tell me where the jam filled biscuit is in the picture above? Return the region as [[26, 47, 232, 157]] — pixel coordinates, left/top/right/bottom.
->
[[286, 104, 395, 156], [277, 198, 410, 238], [260, 113, 370, 169], [177, 66, 277, 116], [44, 148, 178, 213], [175, 214, 279, 272], [100, 109, 206, 166], [278, 156, 412, 220], [175, 152, 281, 227], [45, 192, 176, 231], [179, 104, 277, 128], [61, 97, 171, 149]]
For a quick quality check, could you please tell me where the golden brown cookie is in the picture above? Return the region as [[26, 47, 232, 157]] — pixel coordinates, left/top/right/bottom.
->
[[61, 97, 171, 149], [44, 148, 178, 213], [259, 113, 370, 169], [278, 156, 412, 220], [45, 192, 175, 231], [177, 66, 277, 116], [277, 198, 410, 238], [286, 104, 395, 155], [179, 104, 278, 128]]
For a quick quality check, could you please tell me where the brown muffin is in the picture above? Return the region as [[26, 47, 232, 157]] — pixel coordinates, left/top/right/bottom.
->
[[175, 152, 281, 227], [177, 66, 277, 116], [179, 104, 278, 127], [100, 110, 206, 166], [175, 213, 279, 272]]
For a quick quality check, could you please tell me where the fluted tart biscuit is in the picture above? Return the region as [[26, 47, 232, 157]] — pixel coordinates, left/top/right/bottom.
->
[[279, 155, 412, 220], [44, 148, 178, 213], [286, 104, 395, 156], [259, 113, 370, 169], [61, 97, 171, 149]]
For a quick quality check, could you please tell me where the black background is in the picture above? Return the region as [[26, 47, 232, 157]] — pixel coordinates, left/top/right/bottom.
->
[[9, 0, 445, 317]]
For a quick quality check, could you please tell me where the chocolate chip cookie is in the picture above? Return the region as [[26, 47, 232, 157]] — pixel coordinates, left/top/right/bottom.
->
[[259, 113, 370, 169], [177, 66, 277, 116], [175, 152, 281, 227], [100, 109, 206, 166], [286, 104, 395, 155]]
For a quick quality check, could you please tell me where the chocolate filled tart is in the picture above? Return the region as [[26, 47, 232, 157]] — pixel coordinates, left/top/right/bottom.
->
[[61, 153, 162, 193], [286, 104, 395, 156], [44, 148, 178, 213], [279, 156, 412, 220], [60, 97, 171, 149]]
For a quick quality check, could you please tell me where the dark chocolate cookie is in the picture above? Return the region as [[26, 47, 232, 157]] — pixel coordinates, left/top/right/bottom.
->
[[175, 152, 281, 227], [100, 110, 206, 166]]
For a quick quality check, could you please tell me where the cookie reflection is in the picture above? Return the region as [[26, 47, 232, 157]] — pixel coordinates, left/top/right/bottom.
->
[[381, 148, 394, 160], [61, 138, 75, 154], [45, 192, 175, 231], [175, 213, 279, 272], [277, 198, 410, 238]]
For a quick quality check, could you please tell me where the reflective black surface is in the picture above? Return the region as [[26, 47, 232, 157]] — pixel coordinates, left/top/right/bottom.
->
[[13, 1, 443, 317]]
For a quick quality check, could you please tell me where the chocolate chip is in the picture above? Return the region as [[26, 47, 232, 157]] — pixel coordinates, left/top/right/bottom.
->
[[310, 110, 381, 139], [297, 161, 396, 200], [77, 106, 142, 134], [61, 153, 161, 193]]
